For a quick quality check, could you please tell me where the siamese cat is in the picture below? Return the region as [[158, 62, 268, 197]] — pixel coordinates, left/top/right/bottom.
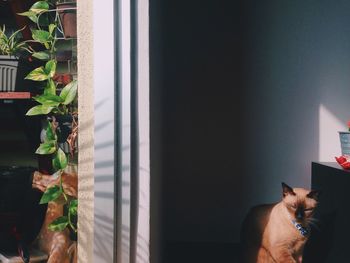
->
[[241, 182, 319, 263]]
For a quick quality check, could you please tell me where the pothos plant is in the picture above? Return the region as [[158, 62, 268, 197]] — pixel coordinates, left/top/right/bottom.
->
[[17, 0, 78, 234], [0, 25, 28, 57]]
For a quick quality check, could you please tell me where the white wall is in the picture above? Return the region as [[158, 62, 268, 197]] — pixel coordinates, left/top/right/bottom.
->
[[93, 0, 116, 261], [135, 0, 150, 262], [93, 1, 150, 262]]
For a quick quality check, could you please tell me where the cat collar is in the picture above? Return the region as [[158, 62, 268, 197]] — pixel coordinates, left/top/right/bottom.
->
[[291, 220, 310, 237]]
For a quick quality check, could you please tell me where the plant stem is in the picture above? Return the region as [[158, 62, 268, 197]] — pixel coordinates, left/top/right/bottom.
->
[[68, 209, 77, 233]]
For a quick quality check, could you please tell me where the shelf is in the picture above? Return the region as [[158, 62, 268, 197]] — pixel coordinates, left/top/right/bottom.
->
[[0, 92, 31, 99], [309, 162, 350, 262]]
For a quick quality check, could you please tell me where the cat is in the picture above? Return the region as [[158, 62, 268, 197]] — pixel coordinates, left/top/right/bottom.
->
[[240, 182, 319, 263]]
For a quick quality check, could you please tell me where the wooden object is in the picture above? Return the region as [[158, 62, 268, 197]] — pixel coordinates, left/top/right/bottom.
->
[[32, 170, 78, 263], [0, 92, 31, 99]]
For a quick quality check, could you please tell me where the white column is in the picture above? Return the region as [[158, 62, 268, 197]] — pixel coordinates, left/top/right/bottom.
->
[[135, 1, 150, 262], [93, 0, 116, 262]]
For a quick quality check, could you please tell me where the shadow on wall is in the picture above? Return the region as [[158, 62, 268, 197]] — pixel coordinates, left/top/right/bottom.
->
[[155, 0, 350, 248], [93, 98, 150, 263], [93, 98, 115, 263], [239, 0, 350, 241]]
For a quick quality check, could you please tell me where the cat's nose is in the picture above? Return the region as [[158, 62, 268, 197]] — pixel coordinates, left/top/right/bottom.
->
[[296, 211, 304, 220]]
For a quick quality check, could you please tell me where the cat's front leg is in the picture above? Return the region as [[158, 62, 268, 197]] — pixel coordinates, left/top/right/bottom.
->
[[271, 249, 297, 263]]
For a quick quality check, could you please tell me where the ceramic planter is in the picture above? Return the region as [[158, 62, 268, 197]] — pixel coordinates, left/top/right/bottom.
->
[[339, 131, 350, 155], [0, 55, 19, 92], [56, 2, 77, 38], [0, 55, 40, 93]]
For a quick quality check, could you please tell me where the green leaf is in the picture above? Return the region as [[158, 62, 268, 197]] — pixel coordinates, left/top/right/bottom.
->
[[17, 11, 38, 23], [30, 1, 49, 14], [35, 140, 57, 154], [69, 199, 78, 216], [32, 51, 50, 61], [49, 24, 56, 35], [40, 185, 62, 204], [33, 94, 63, 106], [44, 79, 56, 95], [48, 216, 68, 231], [44, 42, 50, 49], [26, 105, 54, 116], [52, 147, 68, 171], [44, 60, 56, 78], [59, 80, 77, 105], [25, 66, 48, 81], [31, 29, 51, 43], [46, 121, 57, 141]]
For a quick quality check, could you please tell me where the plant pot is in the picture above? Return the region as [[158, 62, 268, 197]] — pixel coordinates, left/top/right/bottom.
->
[[339, 131, 350, 155], [0, 166, 46, 254], [0, 55, 19, 92], [57, 2, 77, 39], [0, 55, 41, 92]]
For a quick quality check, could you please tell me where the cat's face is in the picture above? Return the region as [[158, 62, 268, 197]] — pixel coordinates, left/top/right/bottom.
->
[[281, 182, 319, 223]]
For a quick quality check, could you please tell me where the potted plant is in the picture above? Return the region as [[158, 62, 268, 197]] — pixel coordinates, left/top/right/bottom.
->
[[56, 0, 77, 38], [0, 1, 78, 261], [0, 25, 28, 92], [339, 121, 350, 156]]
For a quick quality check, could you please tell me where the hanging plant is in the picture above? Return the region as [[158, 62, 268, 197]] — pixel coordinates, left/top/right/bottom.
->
[[17, 0, 78, 235]]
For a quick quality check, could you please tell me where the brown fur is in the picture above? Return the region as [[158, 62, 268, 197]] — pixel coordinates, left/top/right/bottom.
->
[[241, 183, 319, 263]]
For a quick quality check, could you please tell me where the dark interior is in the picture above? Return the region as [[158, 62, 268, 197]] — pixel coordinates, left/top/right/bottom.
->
[[0, 0, 42, 167], [0, 0, 45, 258], [150, 0, 350, 262], [0, 100, 40, 167]]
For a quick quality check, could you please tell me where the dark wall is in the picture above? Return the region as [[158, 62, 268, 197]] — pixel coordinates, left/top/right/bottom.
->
[[239, 0, 350, 236], [150, 0, 350, 261], [150, 0, 245, 250], [160, 0, 244, 243]]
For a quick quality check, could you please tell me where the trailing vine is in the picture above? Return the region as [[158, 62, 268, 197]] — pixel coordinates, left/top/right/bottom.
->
[[17, 0, 78, 234]]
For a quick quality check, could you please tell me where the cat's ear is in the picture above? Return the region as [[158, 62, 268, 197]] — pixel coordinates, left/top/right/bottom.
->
[[307, 190, 320, 201], [282, 182, 296, 197]]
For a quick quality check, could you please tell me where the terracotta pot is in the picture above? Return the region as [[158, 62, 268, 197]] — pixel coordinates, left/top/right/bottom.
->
[[57, 2, 77, 38]]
